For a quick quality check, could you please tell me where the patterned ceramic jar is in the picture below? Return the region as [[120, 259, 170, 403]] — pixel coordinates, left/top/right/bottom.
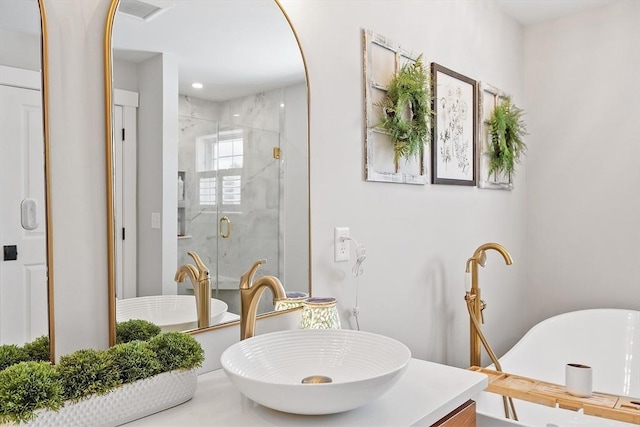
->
[[299, 297, 341, 329], [274, 291, 309, 311]]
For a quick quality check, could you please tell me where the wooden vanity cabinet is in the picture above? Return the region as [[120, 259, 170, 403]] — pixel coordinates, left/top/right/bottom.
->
[[432, 400, 476, 427]]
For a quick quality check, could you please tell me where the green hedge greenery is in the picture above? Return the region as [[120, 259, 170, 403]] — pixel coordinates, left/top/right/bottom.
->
[[0, 361, 63, 424], [0, 322, 203, 424], [57, 349, 122, 401], [148, 332, 205, 372], [109, 340, 162, 384], [0, 344, 29, 371], [116, 319, 161, 344]]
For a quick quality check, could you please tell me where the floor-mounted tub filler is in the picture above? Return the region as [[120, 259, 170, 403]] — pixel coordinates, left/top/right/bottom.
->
[[475, 309, 640, 427]]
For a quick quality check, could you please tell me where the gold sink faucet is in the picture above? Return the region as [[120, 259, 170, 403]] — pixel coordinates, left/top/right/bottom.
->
[[239, 259, 286, 340], [465, 243, 513, 367], [175, 251, 211, 329]]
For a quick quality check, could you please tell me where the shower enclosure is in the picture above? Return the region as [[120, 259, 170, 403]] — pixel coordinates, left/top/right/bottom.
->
[[177, 115, 282, 316]]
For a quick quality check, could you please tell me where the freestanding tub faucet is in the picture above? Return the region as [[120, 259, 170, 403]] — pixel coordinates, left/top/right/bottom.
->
[[465, 242, 513, 367], [239, 259, 286, 340], [465, 242, 517, 421], [175, 251, 211, 329]]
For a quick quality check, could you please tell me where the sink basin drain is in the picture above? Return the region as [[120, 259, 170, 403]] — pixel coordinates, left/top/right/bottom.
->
[[301, 375, 332, 384]]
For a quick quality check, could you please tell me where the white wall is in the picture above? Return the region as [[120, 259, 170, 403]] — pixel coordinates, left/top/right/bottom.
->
[[136, 53, 179, 297], [45, 0, 111, 356], [0, 29, 41, 71], [281, 0, 527, 367], [44, 0, 527, 365], [523, 0, 640, 327], [112, 58, 138, 92], [43, 0, 638, 368], [283, 83, 310, 293]]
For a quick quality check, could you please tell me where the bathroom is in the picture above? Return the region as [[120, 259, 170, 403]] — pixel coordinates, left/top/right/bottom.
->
[[0, 0, 638, 425]]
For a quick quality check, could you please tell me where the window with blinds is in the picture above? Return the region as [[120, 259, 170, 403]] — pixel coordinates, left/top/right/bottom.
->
[[196, 129, 243, 207]]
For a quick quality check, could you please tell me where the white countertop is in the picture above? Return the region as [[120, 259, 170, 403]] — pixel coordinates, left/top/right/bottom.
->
[[126, 358, 487, 427]]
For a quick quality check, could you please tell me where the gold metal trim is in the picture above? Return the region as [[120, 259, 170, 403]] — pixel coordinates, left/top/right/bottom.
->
[[104, 0, 312, 343], [37, 0, 55, 363], [274, 0, 313, 299], [188, 305, 303, 336], [105, 0, 120, 347]]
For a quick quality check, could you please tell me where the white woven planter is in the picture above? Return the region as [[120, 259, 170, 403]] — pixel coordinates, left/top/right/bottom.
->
[[24, 369, 198, 427]]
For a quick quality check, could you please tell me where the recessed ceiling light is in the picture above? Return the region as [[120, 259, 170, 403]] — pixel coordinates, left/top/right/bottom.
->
[[280, 103, 285, 108], [191, 82, 203, 89], [232, 113, 240, 117]]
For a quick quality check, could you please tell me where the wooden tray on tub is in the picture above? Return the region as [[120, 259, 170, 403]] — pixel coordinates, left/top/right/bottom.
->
[[469, 366, 640, 425]]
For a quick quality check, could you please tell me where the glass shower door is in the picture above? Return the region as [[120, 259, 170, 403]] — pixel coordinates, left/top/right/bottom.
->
[[178, 118, 282, 318], [177, 116, 219, 303], [216, 124, 281, 316]]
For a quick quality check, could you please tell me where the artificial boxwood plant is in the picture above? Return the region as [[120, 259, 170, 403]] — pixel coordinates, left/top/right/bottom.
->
[[23, 335, 50, 362], [0, 361, 64, 424], [56, 349, 122, 401], [0, 344, 29, 371], [148, 331, 205, 372], [0, 326, 204, 424], [0, 336, 49, 371], [108, 340, 162, 384], [115, 319, 162, 344]]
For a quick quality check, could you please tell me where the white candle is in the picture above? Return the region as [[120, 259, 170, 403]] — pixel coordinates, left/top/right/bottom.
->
[[565, 363, 592, 397]]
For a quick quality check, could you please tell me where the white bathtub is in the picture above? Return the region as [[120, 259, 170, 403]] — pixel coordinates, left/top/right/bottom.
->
[[475, 309, 639, 427]]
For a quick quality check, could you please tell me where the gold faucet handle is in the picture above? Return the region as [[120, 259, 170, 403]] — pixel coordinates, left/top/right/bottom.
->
[[187, 251, 209, 276], [239, 259, 267, 289], [476, 251, 487, 267]]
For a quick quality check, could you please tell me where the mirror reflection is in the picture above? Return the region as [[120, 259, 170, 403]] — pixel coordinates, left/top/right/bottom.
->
[[0, 0, 50, 350], [109, 0, 309, 334]]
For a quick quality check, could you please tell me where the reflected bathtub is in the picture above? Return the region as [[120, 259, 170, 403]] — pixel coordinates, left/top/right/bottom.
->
[[476, 309, 639, 427]]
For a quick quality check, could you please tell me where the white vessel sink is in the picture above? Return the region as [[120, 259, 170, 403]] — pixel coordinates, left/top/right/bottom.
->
[[220, 329, 411, 415], [116, 295, 228, 332]]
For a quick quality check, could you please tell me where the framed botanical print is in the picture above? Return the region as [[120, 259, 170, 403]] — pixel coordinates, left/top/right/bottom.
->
[[431, 63, 477, 186]]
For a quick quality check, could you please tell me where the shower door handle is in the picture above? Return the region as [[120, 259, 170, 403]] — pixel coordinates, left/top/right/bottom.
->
[[219, 216, 231, 238]]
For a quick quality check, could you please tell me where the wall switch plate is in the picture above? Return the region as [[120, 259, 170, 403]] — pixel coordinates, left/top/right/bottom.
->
[[334, 227, 349, 262], [151, 212, 161, 229]]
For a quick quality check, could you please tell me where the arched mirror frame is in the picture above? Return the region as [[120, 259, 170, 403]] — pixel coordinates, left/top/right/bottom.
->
[[104, 0, 311, 346], [39, 0, 55, 363]]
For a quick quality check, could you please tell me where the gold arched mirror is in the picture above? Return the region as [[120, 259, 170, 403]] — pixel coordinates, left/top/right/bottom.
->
[[0, 0, 54, 360], [105, 0, 309, 345]]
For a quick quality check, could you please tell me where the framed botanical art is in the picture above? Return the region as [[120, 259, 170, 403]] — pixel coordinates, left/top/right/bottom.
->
[[431, 63, 477, 186]]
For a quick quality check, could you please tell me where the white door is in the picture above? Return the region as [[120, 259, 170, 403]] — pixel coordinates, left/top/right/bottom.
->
[[0, 71, 47, 345], [114, 90, 138, 299]]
